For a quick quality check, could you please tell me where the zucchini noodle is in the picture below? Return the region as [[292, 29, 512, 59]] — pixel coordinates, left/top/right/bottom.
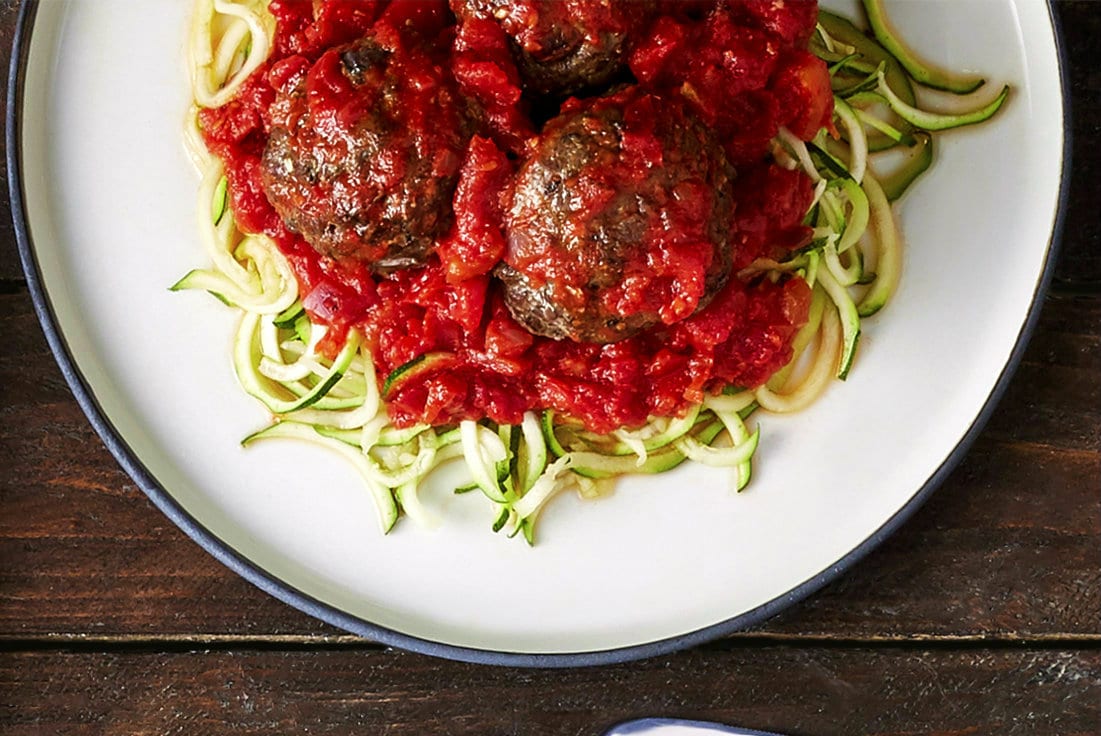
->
[[177, 0, 1008, 543], [189, 0, 275, 109]]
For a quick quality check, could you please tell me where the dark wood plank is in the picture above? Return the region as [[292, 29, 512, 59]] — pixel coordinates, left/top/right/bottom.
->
[[981, 293, 1099, 451], [2, 290, 1097, 640], [1052, 0, 1101, 290], [0, 0, 23, 284], [0, 647, 1098, 735]]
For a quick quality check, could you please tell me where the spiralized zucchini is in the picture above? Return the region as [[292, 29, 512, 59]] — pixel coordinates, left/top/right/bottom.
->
[[176, 0, 1008, 543]]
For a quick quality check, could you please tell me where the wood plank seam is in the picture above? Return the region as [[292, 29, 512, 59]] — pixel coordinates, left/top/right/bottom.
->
[[0, 633, 1098, 655]]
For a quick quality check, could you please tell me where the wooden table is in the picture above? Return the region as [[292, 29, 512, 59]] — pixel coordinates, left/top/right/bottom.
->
[[2, 2, 1098, 733]]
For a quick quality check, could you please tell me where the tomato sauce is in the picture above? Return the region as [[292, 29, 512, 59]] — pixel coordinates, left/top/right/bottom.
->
[[200, 0, 829, 434]]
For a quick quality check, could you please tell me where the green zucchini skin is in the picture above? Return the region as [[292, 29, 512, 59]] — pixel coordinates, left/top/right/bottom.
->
[[382, 352, 457, 398], [861, 0, 986, 94], [817, 9, 918, 106]]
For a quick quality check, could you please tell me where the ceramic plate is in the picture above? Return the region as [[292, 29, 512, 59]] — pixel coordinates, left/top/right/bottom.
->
[[9, 0, 1068, 665], [607, 719, 783, 736]]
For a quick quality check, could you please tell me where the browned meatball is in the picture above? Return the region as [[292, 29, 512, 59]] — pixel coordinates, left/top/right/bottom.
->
[[449, 0, 654, 97], [261, 34, 475, 271], [499, 87, 736, 343]]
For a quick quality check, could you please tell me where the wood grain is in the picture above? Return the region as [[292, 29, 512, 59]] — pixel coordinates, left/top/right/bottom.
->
[[1, 647, 1098, 735], [0, 0, 22, 284], [1052, 1, 1101, 290]]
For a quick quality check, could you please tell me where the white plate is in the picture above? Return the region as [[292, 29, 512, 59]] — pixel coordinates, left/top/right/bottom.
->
[[606, 719, 783, 736], [9, 0, 1067, 665]]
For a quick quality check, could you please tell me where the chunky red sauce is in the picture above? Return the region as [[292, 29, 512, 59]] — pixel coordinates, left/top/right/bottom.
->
[[200, 0, 830, 434]]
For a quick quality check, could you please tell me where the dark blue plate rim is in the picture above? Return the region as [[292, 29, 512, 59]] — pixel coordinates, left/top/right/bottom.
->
[[6, 0, 1072, 668]]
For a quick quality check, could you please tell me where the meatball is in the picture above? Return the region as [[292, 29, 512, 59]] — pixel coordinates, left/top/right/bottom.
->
[[261, 33, 474, 271], [500, 88, 736, 343], [449, 0, 653, 97]]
